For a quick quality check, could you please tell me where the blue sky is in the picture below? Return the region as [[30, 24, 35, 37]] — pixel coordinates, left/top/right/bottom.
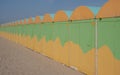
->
[[0, 0, 108, 24]]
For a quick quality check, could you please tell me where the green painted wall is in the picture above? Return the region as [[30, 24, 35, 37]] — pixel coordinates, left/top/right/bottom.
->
[[0, 17, 120, 59], [98, 17, 120, 59]]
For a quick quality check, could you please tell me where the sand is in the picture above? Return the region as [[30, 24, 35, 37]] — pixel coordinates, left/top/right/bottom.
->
[[0, 37, 84, 75]]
